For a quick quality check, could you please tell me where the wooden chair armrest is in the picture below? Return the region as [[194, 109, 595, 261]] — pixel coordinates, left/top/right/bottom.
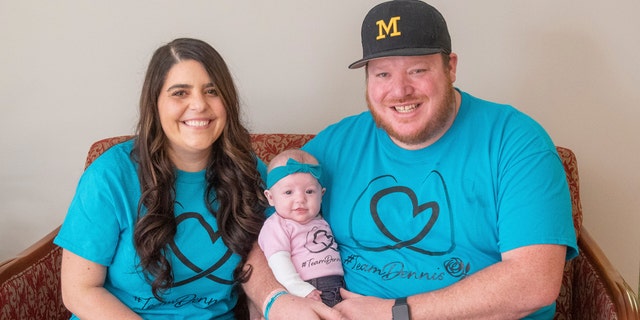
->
[[575, 228, 639, 319], [0, 226, 61, 282]]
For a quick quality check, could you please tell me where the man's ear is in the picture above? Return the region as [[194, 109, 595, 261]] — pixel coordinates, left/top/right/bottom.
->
[[447, 52, 458, 83]]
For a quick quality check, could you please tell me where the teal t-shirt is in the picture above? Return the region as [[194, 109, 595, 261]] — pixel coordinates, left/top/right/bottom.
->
[[55, 139, 266, 319], [303, 90, 578, 319]]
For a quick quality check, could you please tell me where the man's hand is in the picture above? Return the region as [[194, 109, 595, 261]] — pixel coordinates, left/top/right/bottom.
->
[[333, 289, 394, 320]]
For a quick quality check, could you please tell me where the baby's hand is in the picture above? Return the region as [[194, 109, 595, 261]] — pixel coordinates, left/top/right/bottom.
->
[[306, 289, 322, 302]]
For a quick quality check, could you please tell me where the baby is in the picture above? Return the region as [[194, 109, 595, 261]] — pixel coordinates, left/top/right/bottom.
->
[[258, 149, 344, 307]]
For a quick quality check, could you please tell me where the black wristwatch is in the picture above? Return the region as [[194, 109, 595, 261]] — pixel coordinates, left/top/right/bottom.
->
[[392, 297, 410, 320]]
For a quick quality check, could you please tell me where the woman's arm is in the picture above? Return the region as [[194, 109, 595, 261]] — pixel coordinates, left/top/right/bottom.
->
[[60, 249, 141, 320]]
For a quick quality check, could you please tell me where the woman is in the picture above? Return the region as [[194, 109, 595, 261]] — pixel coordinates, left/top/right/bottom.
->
[[54, 38, 267, 319]]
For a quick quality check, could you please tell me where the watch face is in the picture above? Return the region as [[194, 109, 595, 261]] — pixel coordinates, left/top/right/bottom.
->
[[392, 304, 410, 320]]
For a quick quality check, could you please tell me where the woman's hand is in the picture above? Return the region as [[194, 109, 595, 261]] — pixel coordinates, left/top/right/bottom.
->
[[268, 293, 345, 320]]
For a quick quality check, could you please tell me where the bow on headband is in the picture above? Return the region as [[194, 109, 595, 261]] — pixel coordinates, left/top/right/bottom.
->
[[266, 158, 322, 189]]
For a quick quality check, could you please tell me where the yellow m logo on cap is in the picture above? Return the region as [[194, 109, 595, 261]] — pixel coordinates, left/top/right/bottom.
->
[[376, 16, 401, 40]]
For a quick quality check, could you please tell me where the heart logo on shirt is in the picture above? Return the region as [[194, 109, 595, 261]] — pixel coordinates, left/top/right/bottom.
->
[[370, 185, 439, 248], [169, 212, 235, 286], [350, 172, 454, 255], [305, 226, 338, 253]]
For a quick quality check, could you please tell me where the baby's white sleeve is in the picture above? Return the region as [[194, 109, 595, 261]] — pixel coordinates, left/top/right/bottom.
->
[[267, 251, 317, 297]]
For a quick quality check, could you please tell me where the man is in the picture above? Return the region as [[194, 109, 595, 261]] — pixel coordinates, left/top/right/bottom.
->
[[301, 1, 578, 319]]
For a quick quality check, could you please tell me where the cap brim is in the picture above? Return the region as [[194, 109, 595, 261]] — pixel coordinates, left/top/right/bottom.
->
[[348, 47, 446, 69]]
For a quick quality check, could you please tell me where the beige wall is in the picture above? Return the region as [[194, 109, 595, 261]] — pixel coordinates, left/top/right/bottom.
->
[[1, 0, 638, 293]]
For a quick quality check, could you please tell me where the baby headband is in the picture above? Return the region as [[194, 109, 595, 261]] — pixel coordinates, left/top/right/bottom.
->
[[266, 158, 322, 189]]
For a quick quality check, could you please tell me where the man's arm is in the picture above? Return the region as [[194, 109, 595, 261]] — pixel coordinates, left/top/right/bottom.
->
[[242, 242, 344, 320], [335, 244, 567, 320]]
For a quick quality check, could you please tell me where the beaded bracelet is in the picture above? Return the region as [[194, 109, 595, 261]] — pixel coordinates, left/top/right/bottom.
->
[[264, 290, 288, 320]]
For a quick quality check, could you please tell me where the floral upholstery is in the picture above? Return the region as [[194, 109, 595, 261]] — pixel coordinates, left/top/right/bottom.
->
[[82, 133, 316, 169], [1, 134, 637, 320], [569, 245, 616, 319], [83, 135, 132, 169], [556, 147, 583, 239], [555, 146, 580, 320], [0, 228, 70, 320], [250, 133, 316, 163], [554, 147, 637, 320]]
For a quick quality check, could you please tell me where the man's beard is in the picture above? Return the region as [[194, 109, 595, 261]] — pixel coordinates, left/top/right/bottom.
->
[[368, 85, 457, 148]]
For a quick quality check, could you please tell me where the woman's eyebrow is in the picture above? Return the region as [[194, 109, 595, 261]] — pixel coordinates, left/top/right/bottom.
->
[[166, 83, 192, 91], [166, 82, 215, 91]]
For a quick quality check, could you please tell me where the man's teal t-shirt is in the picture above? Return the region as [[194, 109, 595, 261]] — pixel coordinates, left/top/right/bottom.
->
[[303, 90, 578, 319]]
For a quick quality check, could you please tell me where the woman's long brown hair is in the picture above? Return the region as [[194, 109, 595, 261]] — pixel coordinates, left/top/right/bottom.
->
[[132, 38, 267, 300]]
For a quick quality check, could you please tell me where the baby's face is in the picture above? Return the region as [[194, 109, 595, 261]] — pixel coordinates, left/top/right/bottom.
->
[[264, 172, 325, 224]]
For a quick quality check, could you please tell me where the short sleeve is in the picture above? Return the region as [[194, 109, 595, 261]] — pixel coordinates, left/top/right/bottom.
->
[[497, 145, 578, 260], [53, 142, 139, 266], [54, 163, 123, 266], [258, 215, 294, 258]]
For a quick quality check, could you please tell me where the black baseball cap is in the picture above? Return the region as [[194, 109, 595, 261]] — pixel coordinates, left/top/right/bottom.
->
[[349, 0, 452, 69]]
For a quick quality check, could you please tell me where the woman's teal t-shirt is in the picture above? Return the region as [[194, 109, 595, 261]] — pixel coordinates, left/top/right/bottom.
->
[[55, 139, 266, 319]]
